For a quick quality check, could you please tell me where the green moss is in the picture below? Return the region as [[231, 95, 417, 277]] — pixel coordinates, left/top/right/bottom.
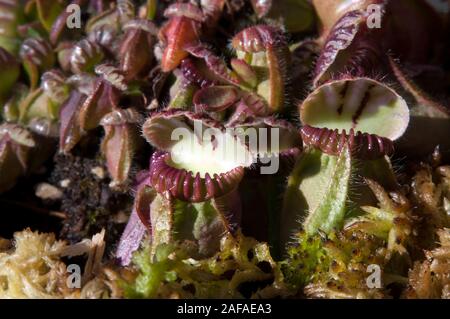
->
[[280, 232, 328, 289], [125, 233, 293, 299]]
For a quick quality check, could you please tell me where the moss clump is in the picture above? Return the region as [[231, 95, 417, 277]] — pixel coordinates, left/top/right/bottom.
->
[[125, 232, 292, 299]]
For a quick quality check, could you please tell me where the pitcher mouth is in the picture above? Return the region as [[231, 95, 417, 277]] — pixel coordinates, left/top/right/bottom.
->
[[149, 151, 245, 203], [300, 125, 394, 160]]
